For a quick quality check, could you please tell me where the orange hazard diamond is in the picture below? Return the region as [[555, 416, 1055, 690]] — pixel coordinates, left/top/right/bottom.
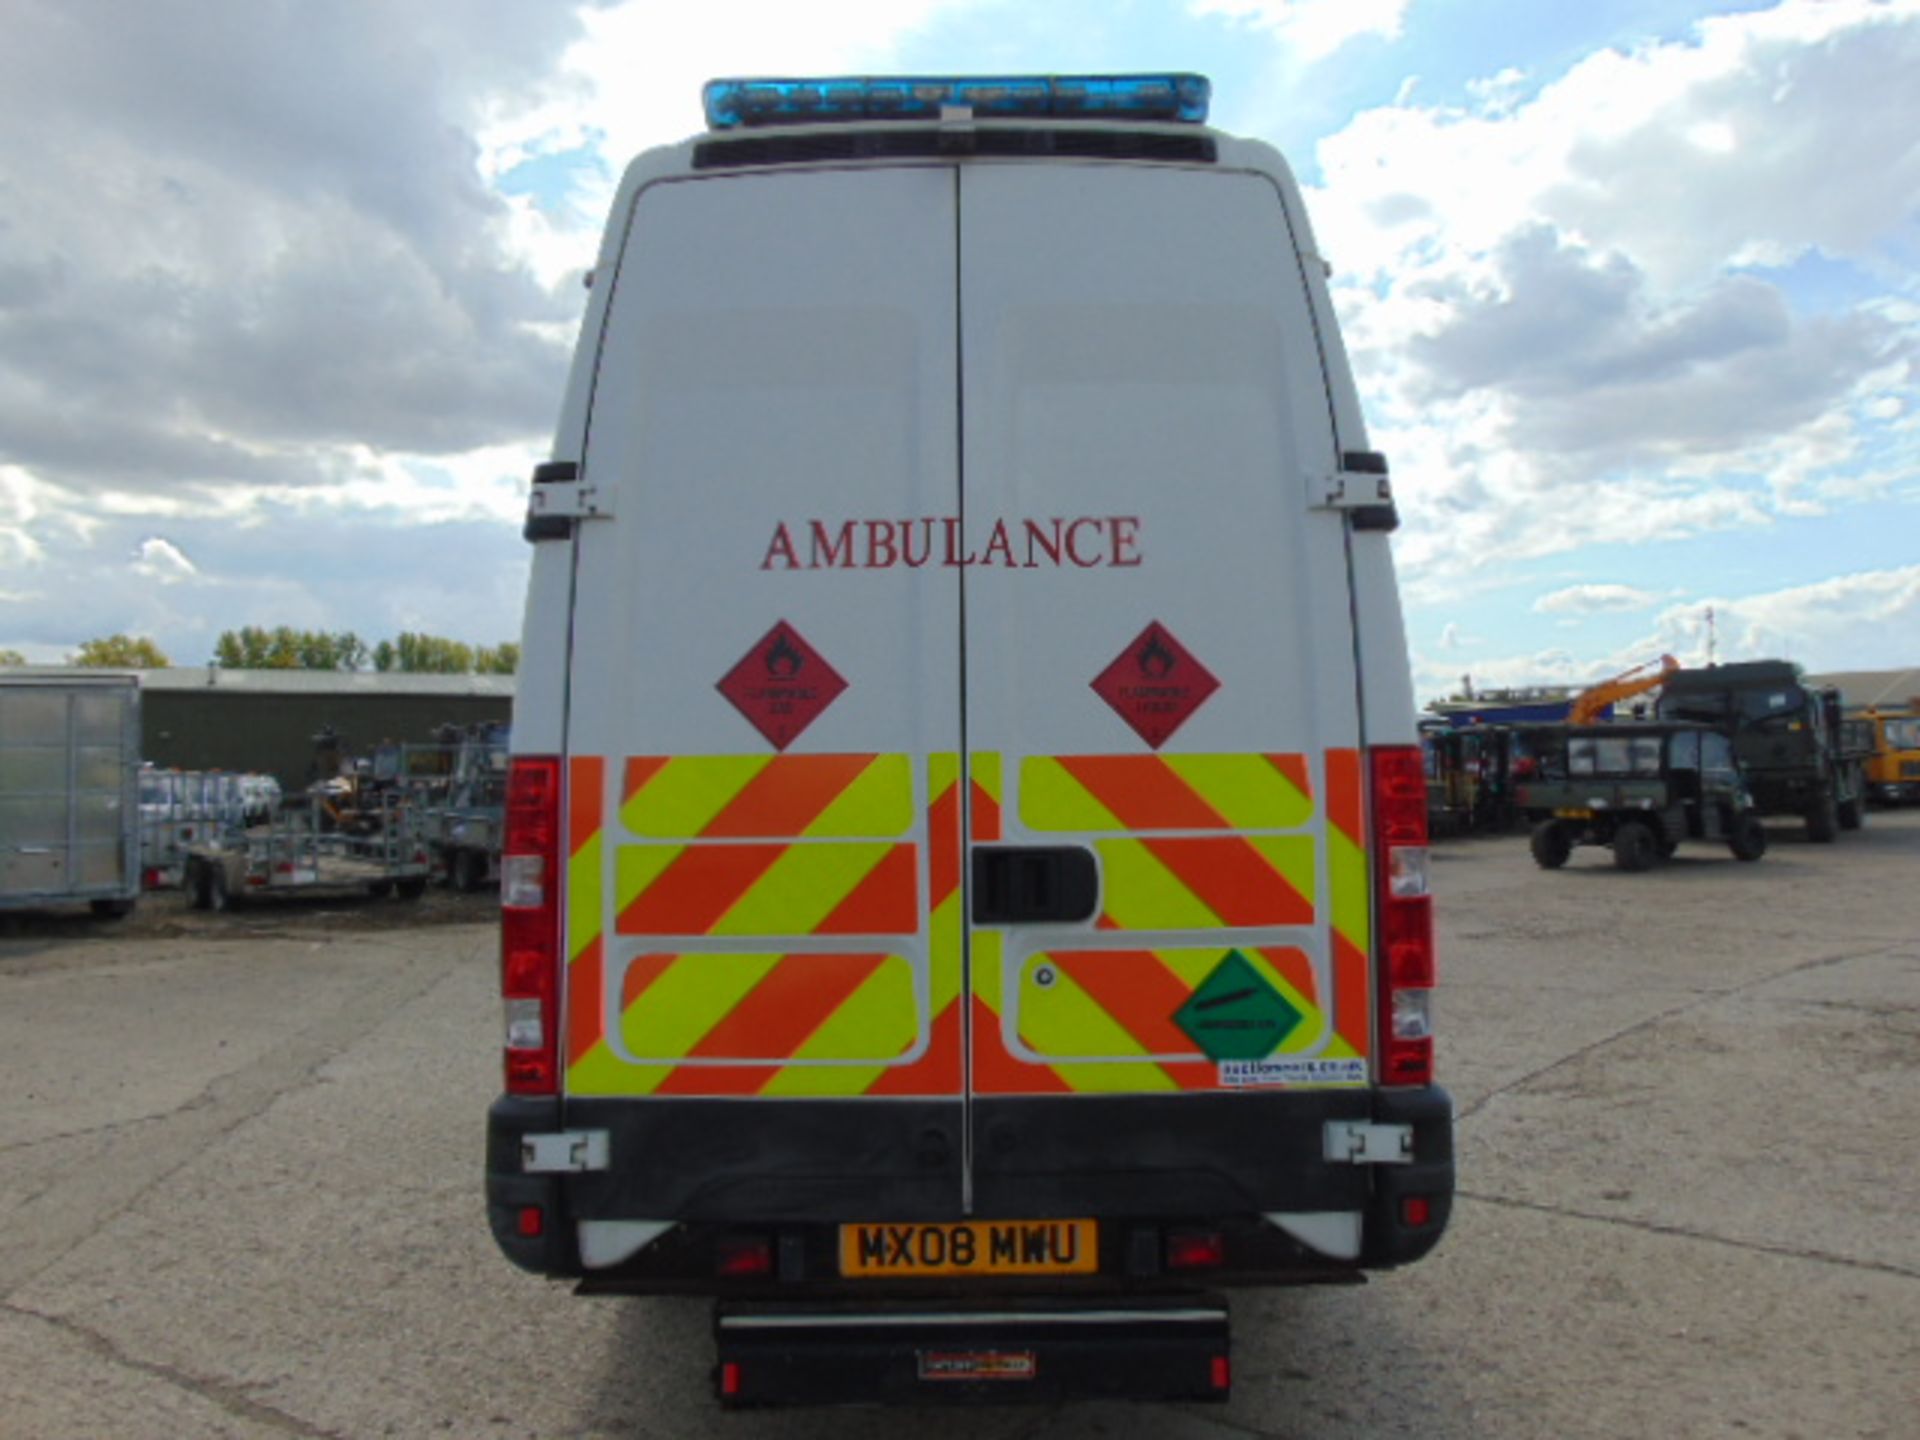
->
[[717, 621, 848, 751], [1091, 622, 1220, 749]]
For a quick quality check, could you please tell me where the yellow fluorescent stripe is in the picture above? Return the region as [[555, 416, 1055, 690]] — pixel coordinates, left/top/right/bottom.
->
[[1016, 756, 1124, 832], [619, 952, 781, 1059], [1094, 839, 1224, 930], [566, 1040, 672, 1097], [804, 754, 914, 837], [1016, 963, 1159, 1061], [1328, 829, 1369, 948], [972, 931, 1005, 1012], [614, 844, 685, 915], [711, 842, 898, 936], [1163, 755, 1314, 830], [568, 832, 603, 960], [621, 755, 769, 838], [928, 893, 963, 1011], [970, 751, 1003, 805], [1051, 1060, 1180, 1094]]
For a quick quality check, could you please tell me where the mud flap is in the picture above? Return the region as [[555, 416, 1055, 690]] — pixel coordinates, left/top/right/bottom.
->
[[713, 1295, 1231, 1407]]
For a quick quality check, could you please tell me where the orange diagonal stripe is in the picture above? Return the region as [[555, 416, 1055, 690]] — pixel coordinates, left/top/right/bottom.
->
[[1260, 945, 1319, 1006], [1333, 930, 1371, 1055], [570, 756, 604, 856], [970, 779, 1001, 841], [1056, 756, 1231, 830], [617, 844, 786, 935], [654, 952, 886, 1095], [928, 781, 961, 910], [868, 996, 962, 1095], [622, 952, 680, 1009], [1144, 836, 1313, 926], [1052, 951, 1210, 1090], [703, 754, 876, 837], [567, 936, 604, 1066], [816, 843, 919, 934], [1326, 748, 1363, 846]]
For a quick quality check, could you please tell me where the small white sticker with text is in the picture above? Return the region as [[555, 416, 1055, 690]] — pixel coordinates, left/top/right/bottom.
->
[[1219, 1057, 1368, 1088]]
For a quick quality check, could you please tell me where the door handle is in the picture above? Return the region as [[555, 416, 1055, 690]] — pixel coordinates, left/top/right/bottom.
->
[[971, 846, 1099, 925]]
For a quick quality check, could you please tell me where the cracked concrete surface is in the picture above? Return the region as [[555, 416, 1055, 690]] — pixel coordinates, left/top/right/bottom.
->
[[1, 813, 1916, 1438]]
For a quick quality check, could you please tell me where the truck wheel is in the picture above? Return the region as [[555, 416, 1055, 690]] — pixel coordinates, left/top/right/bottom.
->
[[188, 861, 212, 911], [367, 880, 395, 898], [89, 898, 135, 920], [1612, 821, 1658, 872], [1728, 814, 1767, 862], [452, 848, 485, 894], [396, 877, 427, 901], [1805, 789, 1839, 844], [1529, 820, 1572, 870]]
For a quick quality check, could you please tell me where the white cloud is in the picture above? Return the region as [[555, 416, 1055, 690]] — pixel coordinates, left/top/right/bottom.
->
[[1533, 584, 1663, 616], [1654, 566, 1920, 670], [1308, 0, 1920, 600], [130, 537, 197, 584], [1191, 0, 1412, 60]]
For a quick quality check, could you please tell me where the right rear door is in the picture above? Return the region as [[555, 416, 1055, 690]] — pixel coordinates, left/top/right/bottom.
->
[[954, 163, 1376, 1216]]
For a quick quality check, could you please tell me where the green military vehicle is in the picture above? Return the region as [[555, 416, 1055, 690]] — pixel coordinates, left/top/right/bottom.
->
[[1513, 722, 1768, 871], [1657, 660, 1870, 842]]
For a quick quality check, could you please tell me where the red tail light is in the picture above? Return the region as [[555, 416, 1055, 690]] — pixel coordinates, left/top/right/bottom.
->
[[1370, 746, 1435, 1086], [501, 756, 563, 1095]]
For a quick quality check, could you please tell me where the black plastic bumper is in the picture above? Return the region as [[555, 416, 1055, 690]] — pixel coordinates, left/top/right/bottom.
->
[[485, 1084, 1454, 1282]]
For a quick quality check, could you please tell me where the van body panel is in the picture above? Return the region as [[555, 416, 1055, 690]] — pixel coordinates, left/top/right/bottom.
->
[[496, 114, 1452, 1293]]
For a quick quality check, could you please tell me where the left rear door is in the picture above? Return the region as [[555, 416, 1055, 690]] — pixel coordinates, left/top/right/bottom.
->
[[558, 166, 970, 1220]]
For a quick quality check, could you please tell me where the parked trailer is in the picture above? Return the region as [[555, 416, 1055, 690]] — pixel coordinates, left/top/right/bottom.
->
[[1, 673, 141, 919], [414, 723, 508, 891], [138, 767, 281, 889], [184, 791, 430, 911]]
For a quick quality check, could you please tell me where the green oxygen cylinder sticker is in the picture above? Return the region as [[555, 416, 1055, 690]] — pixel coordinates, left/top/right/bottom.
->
[[1172, 949, 1303, 1061]]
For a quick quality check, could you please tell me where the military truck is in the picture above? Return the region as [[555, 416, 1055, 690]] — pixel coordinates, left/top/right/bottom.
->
[[1657, 661, 1871, 842], [1514, 722, 1767, 871]]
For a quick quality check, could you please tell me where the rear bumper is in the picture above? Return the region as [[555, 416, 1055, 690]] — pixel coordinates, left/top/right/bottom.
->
[[485, 1085, 1453, 1285]]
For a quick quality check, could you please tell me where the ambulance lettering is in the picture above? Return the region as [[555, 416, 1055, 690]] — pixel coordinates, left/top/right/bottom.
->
[[760, 516, 1143, 571]]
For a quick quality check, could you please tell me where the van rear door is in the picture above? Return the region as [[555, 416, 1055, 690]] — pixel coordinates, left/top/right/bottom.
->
[[561, 156, 1375, 1229], [954, 164, 1376, 1218], [559, 168, 970, 1221]]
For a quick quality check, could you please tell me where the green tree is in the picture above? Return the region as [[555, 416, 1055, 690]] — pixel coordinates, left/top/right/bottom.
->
[[214, 627, 366, 670], [72, 634, 170, 668], [0, 648, 26, 666], [475, 642, 520, 675], [386, 631, 474, 674]]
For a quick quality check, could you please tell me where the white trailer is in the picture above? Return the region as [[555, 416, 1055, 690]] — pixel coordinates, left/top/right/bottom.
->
[[0, 673, 141, 918]]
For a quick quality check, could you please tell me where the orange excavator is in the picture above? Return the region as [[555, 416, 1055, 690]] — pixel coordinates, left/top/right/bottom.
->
[[1568, 654, 1680, 725]]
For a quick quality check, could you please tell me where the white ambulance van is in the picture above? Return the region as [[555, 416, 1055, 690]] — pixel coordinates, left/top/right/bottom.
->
[[489, 74, 1451, 1406]]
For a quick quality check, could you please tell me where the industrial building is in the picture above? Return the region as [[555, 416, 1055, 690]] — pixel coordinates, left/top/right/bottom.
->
[[5, 667, 512, 788]]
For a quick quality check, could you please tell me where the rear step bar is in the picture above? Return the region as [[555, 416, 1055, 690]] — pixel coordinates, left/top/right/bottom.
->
[[714, 1294, 1231, 1406]]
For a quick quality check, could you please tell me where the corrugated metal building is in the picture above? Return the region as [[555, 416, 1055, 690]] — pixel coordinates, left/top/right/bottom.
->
[[1806, 668, 1920, 711], [6, 668, 513, 788]]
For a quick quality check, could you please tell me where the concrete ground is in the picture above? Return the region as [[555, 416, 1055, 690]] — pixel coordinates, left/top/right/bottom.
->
[[2, 812, 1916, 1438]]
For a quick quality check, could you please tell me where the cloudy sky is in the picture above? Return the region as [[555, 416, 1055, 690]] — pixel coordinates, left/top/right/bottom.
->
[[1, 0, 1915, 699]]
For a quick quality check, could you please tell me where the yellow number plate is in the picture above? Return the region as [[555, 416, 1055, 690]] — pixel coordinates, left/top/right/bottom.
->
[[839, 1220, 1098, 1277], [1555, 807, 1594, 819]]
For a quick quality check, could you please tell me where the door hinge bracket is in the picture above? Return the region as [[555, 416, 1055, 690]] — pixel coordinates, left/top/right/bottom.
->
[[1324, 1120, 1413, 1165], [522, 1129, 610, 1173], [523, 460, 612, 542], [1313, 451, 1399, 531]]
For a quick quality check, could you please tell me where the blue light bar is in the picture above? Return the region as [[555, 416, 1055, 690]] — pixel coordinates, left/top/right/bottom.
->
[[702, 74, 1211, 130]]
